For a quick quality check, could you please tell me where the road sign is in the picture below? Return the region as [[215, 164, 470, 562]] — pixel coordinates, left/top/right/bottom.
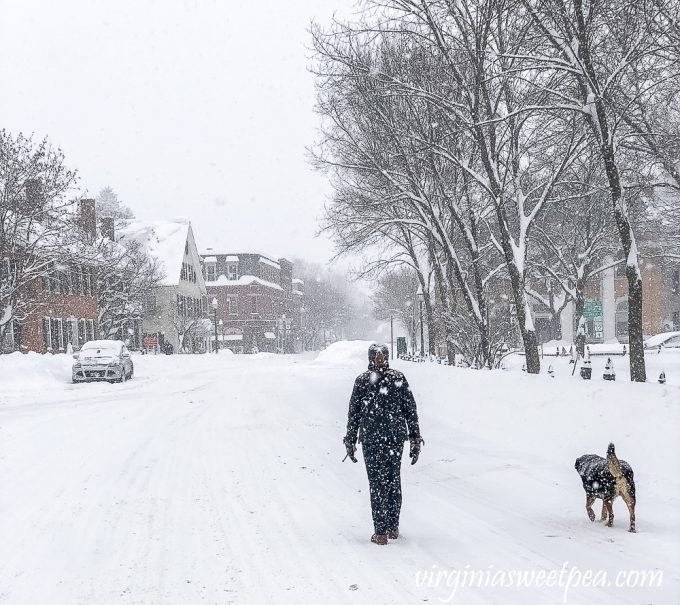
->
[[583, 300, 602, 318], [143, 335, 158, 348]]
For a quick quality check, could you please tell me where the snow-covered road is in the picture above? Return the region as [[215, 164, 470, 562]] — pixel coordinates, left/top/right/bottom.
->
[[1, 344, 679, 604]]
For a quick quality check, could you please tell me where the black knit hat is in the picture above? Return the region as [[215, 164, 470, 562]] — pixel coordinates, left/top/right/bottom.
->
[[368, 343, 389, 369]]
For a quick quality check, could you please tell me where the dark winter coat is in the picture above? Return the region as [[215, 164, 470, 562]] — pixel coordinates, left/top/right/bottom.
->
[[345, 367, 421, 446]]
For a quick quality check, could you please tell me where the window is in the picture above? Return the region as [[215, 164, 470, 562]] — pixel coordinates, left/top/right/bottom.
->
[[672, 269, 680, 295], [71, 264, 82, 295], [63, 317, 77, 347], [11, 319, 21, 350], [82, 267, 92, 295], [56, 266, 69, 294], [228, 296, 238, 315], [78, 319, 86, 346], [43, 318, 51, 350], [49, 318, 64, 351], [616, 263, 627, 278], [47, 266, 57, 293], [227, 262, 238, 280], [674, 312, 680, 331], [206, 263, 216, 282], [181, 263, 197, 283], [250, 296, 258, 314], [42, 268, 51, 292], [177, 294, 187, 317]]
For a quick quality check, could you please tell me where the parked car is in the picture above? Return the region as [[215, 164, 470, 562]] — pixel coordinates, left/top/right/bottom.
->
[[72, 340, 134, 383], [644, 331, 680, 350]]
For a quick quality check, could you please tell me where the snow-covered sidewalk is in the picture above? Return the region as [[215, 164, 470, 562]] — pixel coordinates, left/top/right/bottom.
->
[[0, 344, 678, 604]]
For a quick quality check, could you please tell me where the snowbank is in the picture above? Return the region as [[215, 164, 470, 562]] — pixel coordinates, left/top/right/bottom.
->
[[0, 352, 73, 391], [314, 340, 374, 367]]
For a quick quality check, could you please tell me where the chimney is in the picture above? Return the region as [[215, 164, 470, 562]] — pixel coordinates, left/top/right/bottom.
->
[[78, 199, 97, 240], [278, 258, 293, 290], [101, 216, 115, 241]]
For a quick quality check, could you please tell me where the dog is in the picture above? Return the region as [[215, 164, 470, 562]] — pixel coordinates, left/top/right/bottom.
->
[[574, 443, 636, 532]]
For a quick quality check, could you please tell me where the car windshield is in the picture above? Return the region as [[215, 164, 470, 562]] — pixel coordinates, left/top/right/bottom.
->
[[81, 345, 119, 355]]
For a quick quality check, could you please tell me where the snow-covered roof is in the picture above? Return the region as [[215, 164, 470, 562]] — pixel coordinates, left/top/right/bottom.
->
[[259, 257, 280, 270], [203, 256, 217, 263], [117, 220, 190, 286], [206, 274, 283, 291], [200, 249, 284, 266], [225, 255, 239, 262], [292, 278, 304, 285]]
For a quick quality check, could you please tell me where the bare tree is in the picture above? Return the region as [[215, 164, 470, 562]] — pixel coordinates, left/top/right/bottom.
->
[[96, 238, 163, 342], [517, 0, 680, 379], [0, 131, 80, 347], [372, 266, 421, 351]]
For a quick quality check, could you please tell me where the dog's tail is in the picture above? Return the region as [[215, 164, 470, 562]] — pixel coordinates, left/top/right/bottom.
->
[[607, 443, 623, 478]]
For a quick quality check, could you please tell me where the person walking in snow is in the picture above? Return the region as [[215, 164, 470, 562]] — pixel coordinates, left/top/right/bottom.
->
[[343, 343, 423, 545]]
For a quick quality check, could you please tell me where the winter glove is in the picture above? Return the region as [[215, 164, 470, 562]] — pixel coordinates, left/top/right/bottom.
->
[[409, 437, 424, 465], [343, 436, 358, 463]]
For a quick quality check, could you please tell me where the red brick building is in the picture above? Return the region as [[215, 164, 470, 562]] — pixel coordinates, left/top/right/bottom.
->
[[1, 200, 99, 353], [200, 251, 303, 353]]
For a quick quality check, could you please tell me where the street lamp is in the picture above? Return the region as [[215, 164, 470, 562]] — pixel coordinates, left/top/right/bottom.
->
[[218, 319, 223, 350], [376, 307, 400, 359], [417, 286, 425, 358], [212, 297, 218, 354]]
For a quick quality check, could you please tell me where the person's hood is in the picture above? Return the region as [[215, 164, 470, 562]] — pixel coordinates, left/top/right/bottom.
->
[[368, 343, 389, 370]]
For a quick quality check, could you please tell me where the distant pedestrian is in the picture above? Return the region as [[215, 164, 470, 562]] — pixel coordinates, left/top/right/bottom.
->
[[343, 344, 423, 545]]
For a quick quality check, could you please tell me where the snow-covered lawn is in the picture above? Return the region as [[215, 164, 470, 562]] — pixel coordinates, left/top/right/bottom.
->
[[1, 344, 678, 604]]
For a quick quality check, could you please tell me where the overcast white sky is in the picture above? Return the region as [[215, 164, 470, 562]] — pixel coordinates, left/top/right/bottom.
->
[[0, 0, 358, 264]]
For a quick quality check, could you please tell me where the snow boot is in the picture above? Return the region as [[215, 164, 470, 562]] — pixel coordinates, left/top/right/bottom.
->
[[387, 528, 399, 539], [371, 534, 388, 545]]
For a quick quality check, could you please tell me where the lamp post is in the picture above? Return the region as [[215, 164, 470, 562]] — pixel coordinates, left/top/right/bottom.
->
[[218, 319, 223, 351], [417, 287, 425, 358], [212, 297, 218, 354], [376, 307, 400, 359]]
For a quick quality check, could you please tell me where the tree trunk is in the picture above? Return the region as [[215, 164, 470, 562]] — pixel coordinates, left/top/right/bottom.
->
[[517, 295, 541, 374], [574, 287, 586, 358], [572, 0, 646, 381], [627, 267, 646, 382], [423, 292, 437, 357]]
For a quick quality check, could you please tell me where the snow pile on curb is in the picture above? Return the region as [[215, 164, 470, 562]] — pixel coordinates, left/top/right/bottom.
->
[[314, 340, 374, 366], [0, 352, 72, 391]]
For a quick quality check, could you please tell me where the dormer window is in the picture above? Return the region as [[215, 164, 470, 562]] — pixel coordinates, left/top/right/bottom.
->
[[206, 263, 216, 282], [227, 262, 238, 281]]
